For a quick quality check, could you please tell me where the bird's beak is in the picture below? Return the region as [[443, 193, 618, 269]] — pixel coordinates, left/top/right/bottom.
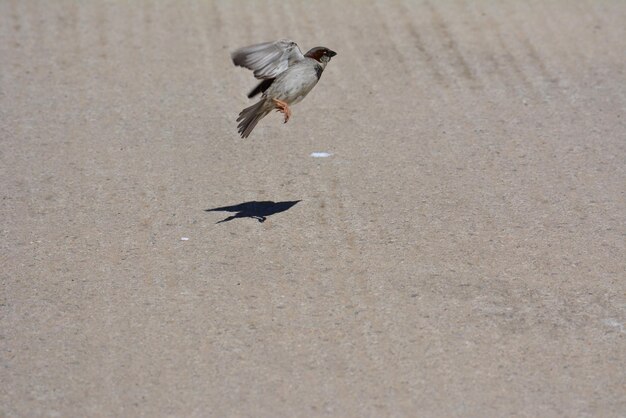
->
[[328, 50, 337, 58]]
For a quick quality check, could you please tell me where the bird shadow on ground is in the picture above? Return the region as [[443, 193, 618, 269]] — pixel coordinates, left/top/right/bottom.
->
[[205, 200, 301, 223]]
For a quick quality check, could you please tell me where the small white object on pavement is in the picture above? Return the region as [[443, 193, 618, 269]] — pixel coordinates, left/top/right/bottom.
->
[[310, 152, 332, 158]]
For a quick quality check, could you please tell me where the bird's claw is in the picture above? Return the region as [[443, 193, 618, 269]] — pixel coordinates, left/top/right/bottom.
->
[[273, 99, 291, 123]]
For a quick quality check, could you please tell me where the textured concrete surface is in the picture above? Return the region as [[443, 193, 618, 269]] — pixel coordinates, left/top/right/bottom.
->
[[1, 1, 625, 417]]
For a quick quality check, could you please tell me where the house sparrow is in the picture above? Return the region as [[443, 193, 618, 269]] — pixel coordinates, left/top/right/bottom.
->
[[231, 39, 336, 138]]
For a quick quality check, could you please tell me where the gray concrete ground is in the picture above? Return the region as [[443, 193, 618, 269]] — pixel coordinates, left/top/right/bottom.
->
[[1, 1, 625, 416]]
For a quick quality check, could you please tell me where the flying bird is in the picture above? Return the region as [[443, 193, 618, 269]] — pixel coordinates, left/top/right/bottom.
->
[[231, 39, 336, 138]]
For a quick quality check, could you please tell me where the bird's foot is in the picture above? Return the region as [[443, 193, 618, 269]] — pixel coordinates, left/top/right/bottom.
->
[[273, 99, 291, 123]]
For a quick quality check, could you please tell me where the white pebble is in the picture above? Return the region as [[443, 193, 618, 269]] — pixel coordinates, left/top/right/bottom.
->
[[310, 152, 332, 158]]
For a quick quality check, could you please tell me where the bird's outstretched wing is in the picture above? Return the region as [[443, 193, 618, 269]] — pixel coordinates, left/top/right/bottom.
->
[[231, 39, 305, 80]]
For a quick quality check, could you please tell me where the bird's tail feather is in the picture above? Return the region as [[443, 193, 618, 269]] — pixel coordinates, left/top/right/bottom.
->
[[237, 99, 270, 138]]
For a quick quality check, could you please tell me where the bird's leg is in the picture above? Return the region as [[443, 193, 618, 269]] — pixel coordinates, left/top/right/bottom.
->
[[272, 99, 291, 123]]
